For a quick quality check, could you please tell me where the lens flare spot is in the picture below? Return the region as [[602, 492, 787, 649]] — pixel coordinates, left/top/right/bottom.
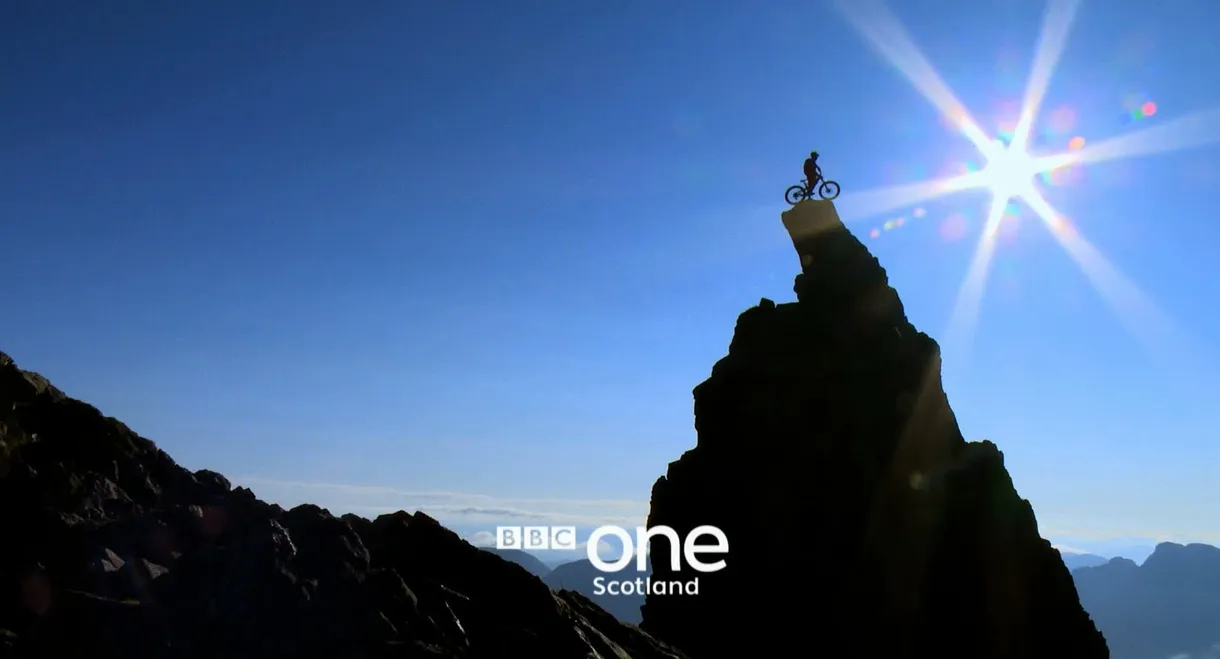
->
[[1119, 93, 1156, 124], [940, 213, 967, 242], [913, 207, 926, 218], [869, 228, 881, 239], [1040, 166, 1076, 187], [1044, 213, 1078, 238], [1048, 162, 1084, 187], [1068, 135, 1086, 150], [949, 157, 985, 177], [1048, 105, 1077, 134], [1121, 92, 1146, 111], [884, 220, 895, 230], [895, 217, 906, 227]]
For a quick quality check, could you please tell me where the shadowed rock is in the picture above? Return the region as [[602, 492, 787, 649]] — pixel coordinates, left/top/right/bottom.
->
[[639, 200, 1109, 658], [0, 351, 686, 658]]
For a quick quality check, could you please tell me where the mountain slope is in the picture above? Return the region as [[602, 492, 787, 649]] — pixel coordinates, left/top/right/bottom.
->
[[0, 351, 685, 658]]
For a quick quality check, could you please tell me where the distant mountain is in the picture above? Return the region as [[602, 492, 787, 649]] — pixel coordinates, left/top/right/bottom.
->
[[1068, 542, 1157, 564], [1061, 551, 1110, 570], [544, 558, 649, 625], [482, 548, 552, 578], [1073, 542, 1220, 659]]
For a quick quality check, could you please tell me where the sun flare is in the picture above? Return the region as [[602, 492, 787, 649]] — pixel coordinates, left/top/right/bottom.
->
[[979, 139, 1038, 200], [830, 0, 1216, 366]]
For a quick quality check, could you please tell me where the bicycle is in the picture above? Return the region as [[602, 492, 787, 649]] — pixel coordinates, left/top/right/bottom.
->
[[785, 177, 840, 205]]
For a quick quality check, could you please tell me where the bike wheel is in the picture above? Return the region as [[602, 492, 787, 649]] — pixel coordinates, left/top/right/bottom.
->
[[784, 185, 807, 205], [818, 180, 840, 200]]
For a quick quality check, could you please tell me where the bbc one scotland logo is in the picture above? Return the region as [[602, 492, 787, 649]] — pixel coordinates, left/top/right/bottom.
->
[[496, 525, 728, 596]]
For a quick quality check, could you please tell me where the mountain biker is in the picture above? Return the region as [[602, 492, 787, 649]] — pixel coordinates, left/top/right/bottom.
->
[[803, 151, 822, 193]]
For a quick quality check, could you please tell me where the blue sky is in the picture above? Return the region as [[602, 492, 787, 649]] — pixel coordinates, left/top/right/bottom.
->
[[3, 0, 1218, 561]]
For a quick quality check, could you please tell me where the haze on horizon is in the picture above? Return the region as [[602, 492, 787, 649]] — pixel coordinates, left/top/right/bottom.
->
[[4, 0, 1219, 559]]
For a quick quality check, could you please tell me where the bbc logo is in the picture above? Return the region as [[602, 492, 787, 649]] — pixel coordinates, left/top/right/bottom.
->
[[496, 526, 577, 551]]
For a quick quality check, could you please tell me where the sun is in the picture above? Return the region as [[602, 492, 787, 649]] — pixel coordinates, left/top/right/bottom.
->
[[831, 0, 1212, 367], [979, 138, 1038, 201]]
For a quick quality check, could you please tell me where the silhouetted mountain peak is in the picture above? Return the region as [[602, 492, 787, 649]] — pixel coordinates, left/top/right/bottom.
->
[[1137, 541, 1220, 586], [1101, 556, 1139, 571], [640, 200, 1108, 658], [1145, 541, 1220, 564]]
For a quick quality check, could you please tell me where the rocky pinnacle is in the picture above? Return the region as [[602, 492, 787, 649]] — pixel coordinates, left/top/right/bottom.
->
[[639, 200, 1108, 658]]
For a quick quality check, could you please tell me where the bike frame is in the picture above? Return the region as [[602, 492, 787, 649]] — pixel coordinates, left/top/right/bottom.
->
[[803, 168, 823, 188]]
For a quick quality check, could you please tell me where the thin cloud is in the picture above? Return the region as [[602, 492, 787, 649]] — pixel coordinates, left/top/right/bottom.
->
[[235, 476, 649, 527], [468, 531, 496, 547], [238, 478, 1215, 551], [1045, 527, 1220, 544], [237, 477, 646, 508]]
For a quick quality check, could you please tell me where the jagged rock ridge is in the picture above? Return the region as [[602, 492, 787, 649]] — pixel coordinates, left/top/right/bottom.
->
[[0, 351, 686, 658], [639, 200, 1109, 658]]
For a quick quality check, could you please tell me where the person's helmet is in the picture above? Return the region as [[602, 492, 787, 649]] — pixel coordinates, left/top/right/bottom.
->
[[810, 151, 819, 158]]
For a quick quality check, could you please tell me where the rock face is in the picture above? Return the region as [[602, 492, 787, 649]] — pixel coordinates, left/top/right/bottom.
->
[[640, 200, 1109, 658], [0, 352, 686, 658]]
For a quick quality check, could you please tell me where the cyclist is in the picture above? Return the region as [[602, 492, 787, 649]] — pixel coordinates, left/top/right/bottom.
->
[[802, 151, 822, 194]]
